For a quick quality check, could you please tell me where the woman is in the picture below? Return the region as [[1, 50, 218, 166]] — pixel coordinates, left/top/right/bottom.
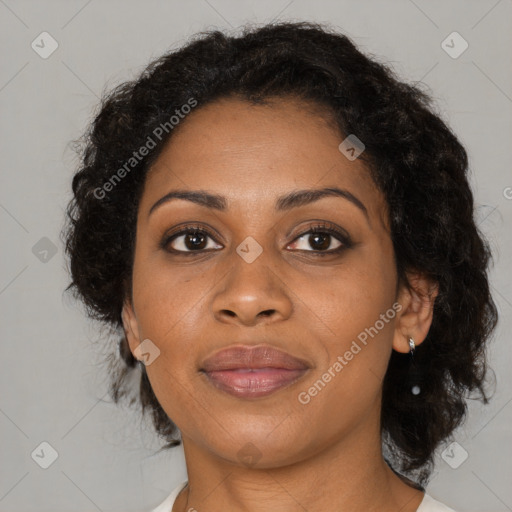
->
[[62, 21, 498, 512]]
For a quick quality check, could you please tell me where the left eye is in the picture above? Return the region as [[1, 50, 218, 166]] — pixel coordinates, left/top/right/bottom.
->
[[288, 229, 344, 252]]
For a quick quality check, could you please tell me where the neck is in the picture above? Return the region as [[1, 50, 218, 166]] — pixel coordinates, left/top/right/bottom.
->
[[173, 416, 424, 512]]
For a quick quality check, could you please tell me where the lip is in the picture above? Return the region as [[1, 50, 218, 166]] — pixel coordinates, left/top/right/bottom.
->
[[200, 345, 311, 399]]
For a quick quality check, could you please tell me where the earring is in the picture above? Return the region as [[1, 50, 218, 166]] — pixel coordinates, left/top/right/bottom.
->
[[408, 337, 415, 356], [408, 336, 421, 396]]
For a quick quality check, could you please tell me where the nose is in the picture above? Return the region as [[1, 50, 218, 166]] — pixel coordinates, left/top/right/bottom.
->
[[211, 250, 293, 327]]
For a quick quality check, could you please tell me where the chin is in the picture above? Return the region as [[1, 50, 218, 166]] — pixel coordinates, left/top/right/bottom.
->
[[201, 427, 314, 469]]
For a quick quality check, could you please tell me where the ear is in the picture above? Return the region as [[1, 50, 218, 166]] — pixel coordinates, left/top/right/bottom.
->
[[121, 299, 142, 358], [392, 271, 439, 353]]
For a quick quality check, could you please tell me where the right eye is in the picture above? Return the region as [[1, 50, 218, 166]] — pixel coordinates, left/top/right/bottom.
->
[[162, 225, 223, 254]]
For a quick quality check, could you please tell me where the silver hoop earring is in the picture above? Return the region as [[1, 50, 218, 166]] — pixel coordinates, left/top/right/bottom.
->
[[408, 336, 415, 355], [408, 336, 421, 395]]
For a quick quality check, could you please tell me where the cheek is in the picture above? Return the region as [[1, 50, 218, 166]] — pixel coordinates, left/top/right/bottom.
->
[[299, 250, 396, 342], [300, 248, 397, 389], [131, 263, 209, 426], [131, 249, 212, 339], [292, 278, 396, 437], [129, 256, 205, 404]]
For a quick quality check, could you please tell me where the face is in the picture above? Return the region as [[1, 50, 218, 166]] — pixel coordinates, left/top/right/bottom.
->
[[122, 96, 432, 469]]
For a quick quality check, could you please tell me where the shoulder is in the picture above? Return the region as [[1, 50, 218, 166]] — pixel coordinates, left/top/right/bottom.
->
[[149, 481, 188, 512], [417, 493, 457, 512]]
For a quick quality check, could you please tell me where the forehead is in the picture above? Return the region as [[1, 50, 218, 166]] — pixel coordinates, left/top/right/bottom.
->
[[141, 97, 388, 228]]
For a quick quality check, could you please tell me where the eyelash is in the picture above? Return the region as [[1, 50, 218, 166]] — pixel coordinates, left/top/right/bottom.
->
[[161, 222, 352, 257]]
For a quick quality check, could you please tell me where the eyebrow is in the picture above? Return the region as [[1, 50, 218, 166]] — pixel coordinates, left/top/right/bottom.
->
[[148, 186, 369, 223]]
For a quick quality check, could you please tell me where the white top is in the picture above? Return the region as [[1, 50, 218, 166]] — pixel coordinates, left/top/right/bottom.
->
[[150, 481, 457, 512]]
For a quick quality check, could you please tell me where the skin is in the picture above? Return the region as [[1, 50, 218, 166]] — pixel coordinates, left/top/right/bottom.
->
[[122, 96, 438, 512]]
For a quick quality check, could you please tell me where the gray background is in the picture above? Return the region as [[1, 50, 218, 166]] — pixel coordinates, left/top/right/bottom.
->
[[1, 0, 511, 511]]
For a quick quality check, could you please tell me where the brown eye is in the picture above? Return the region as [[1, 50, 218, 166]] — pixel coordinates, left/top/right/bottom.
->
[[311, 232, 335, 251], [287, 223, 351, 254], [163, 227, 223, 254], [290, 231, 342, 252]]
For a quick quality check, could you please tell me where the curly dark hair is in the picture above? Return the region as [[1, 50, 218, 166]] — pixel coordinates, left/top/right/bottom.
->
[[61, 21, 498, 486]]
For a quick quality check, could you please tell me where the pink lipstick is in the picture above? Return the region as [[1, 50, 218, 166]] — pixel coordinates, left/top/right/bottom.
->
[[200, 345, 310, 399]]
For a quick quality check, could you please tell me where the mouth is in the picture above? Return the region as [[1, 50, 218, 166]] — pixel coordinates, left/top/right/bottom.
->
[[199, 344, 311, 399], [201, 367, 309, 398]]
